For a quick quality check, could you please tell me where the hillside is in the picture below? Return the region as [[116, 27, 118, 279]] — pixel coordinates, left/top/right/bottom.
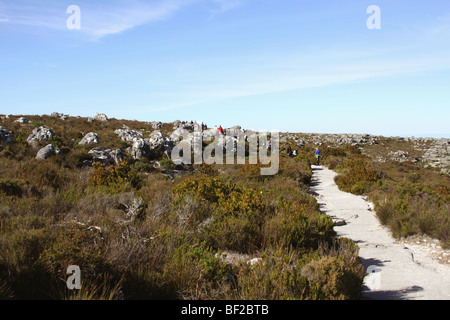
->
[[0, 113, 448, 300]]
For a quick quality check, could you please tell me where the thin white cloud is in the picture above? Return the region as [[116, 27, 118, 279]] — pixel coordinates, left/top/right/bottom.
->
[[0, 0, 193, 39], [146, 47, 450, 112], [0, 0, 247, 38], [209, 0, 241, 18], [82, 1, 189, 39]]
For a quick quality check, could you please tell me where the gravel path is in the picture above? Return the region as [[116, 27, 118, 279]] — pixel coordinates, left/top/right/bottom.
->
[[310, 165, 450, 300]]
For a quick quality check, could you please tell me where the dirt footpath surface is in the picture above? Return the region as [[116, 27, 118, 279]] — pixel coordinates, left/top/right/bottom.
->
[[310, 165, 450, 300]]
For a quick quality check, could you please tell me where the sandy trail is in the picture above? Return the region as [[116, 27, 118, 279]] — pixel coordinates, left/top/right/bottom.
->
[[310, 165, 450, 300]]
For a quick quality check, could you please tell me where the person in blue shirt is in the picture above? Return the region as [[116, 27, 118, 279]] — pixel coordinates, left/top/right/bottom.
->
[[315, 147, 322, 165]]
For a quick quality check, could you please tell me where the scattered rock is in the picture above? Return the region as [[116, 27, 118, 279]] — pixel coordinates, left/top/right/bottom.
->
[[87, 148, 123, 165], [36, 144, 60, 160], [50, 112, 69, 120], [115, 126, 175, 160], [216, 251, 261, 267], [130, 138, 149, 160], [124, 197, 145, 222], [14, 117, 30, 124], [150, 121, 163, 129], [333, 219, 347, 226], [0, 127, 14, 143], [114, 126, 143, 143], [27, 126, 54, 147], [146, 130, 174, 153], [422, 138, 450, 174], [109, 149, 123, 165], [400, 234, 450, 266], [88, 148, 111, 164], [94, 113, 108, 122], [79, 132, 99, 145]]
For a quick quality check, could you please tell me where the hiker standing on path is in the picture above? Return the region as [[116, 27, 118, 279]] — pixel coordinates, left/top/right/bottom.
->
[[315, 147, 322, 165]]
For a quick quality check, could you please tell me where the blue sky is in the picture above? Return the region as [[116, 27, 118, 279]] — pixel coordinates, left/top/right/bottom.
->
[[1, 0, 449, 137]]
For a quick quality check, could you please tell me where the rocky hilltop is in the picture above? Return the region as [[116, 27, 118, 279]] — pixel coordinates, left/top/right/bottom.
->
[[1, 113, 449, 174], [281, 132, 450, 174]]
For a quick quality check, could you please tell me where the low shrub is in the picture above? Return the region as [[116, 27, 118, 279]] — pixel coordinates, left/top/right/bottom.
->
[[262, 200, 335, 250], [90, 161, 142, 190], [335, 158, 379, 193], [300, 254, 364, 300]]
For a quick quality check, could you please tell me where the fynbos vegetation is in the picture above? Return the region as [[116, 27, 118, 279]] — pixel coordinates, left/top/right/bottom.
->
[[0, 114, 365, 300]]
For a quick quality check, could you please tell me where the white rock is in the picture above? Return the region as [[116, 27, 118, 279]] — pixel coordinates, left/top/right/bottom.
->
[[79, 132, 99, 145], [27, 126, 53, 146], [36, 144, 60, 160], [94, 113, 108, 122]]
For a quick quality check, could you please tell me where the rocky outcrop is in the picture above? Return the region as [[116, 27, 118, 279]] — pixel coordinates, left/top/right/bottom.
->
[[14, 117, 30, 124], [94, 113, 108, 122], [422, 139, 450, 174], [282, 133, 379, 147], [281, 132, 449, 174], [150, 121, 163, 129], [114, 126, 177, 160], [88, 148, 111, 164], [36, 144, 60, 160], [27, 126, 54, 147], [130, 138, 149, 160], [147, 130, 174, 152], [79, 132, 99, 145], [109, 149, 124, 165], [88, 148, 123, 165], [50, 112, 69, 120], [115, 126, 144, 143]]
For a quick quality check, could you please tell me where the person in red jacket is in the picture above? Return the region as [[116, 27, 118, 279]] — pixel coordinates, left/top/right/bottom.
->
[[218, 125, 224, 135]]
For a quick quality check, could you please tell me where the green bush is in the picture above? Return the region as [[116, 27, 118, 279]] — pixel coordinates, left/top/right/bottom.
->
[[300, 255, 364, 300], [228, 248, 310, 300], [263, 200, 335, 250], [90, 161, 142, 190], [335, 158, 379, 193], [39, 223, 110, 281]]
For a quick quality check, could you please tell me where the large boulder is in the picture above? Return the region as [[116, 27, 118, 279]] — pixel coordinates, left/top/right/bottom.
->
[[27, 126, 54, 147], [94, 113, 108, 122], [89, 148, 111, 164], [79, 132, 99, 145], [169, 127, 187, 142], [109, 149, 124, 165], [0, 127, 13, 143], [114, 126, 143, 143], [130, 138, 149, 160], [36, 144, 60, 160], [146, 130, 174, 152]]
